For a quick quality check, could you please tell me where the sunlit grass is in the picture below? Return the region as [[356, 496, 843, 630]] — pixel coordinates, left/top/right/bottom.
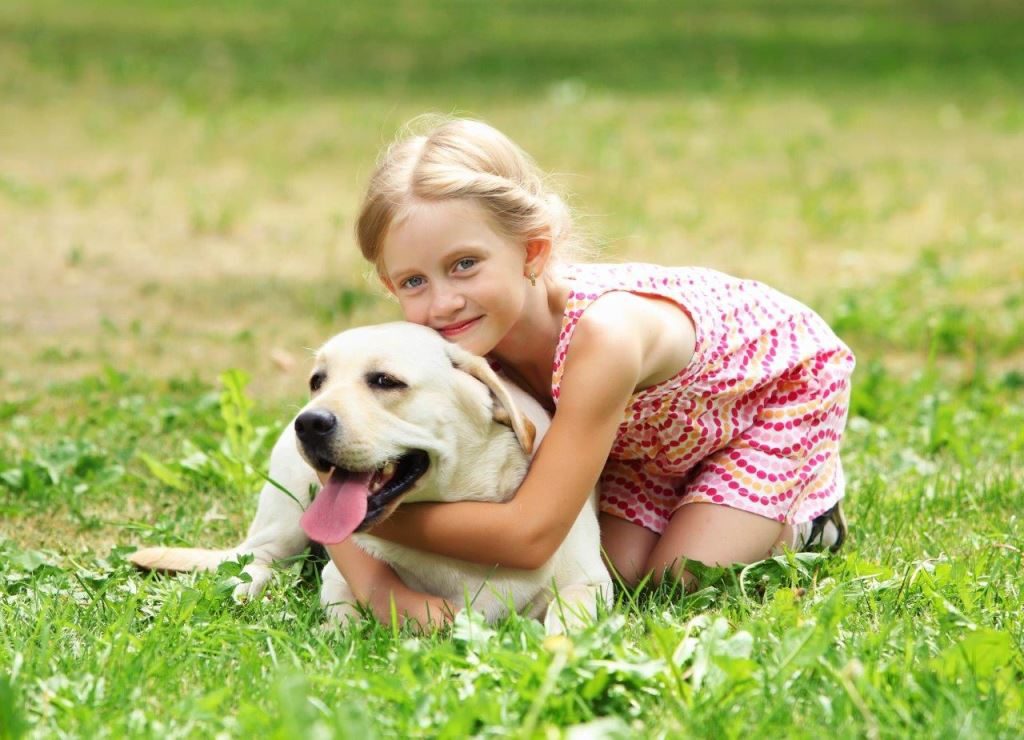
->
[[2, 362, 1022, 735]]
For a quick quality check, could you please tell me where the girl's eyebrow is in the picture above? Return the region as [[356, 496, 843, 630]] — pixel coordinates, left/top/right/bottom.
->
[[442, 243, 486, 258], [388, 265, 418, 280]]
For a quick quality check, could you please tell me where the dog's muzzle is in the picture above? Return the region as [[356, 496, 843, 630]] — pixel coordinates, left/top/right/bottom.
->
[[294, 408, 339, 469]]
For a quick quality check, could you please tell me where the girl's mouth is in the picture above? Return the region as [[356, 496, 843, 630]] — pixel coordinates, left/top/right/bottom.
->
[[439, 317, 481, 337]]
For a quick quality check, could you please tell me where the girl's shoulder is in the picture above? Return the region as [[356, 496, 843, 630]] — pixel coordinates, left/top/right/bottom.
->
[[556, 260, 713, 351], [552, 262, 705, 403]]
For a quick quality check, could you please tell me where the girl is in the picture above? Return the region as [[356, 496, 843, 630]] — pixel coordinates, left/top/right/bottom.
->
[[320, 117, 854, 627]]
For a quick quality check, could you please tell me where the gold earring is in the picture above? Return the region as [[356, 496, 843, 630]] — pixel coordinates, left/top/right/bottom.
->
[[528, 271, 537, 287]]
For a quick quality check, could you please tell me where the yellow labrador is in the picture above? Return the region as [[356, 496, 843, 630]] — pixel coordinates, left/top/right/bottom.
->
[[131, 323, 612, 634]]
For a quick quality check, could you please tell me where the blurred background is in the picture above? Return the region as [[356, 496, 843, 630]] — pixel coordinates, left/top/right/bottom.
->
[[2, 0, 1022, 400]]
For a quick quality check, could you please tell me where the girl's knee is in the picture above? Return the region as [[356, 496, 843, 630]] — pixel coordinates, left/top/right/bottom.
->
[[644, 503, 785, 582], [599, 513, 659, 589], [603, 553, 648, 590], [644, 556, 698, 591]]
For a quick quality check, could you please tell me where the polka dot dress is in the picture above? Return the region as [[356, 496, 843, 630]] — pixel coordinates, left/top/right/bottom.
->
[[551, 263, 855, 534]]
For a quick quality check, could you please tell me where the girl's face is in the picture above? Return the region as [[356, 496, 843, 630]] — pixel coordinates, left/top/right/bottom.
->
[[380, 199, 530, 356]]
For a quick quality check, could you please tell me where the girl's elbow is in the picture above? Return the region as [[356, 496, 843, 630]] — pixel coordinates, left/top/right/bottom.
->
[[512, 526, 561, 570], [508, 550, 549, 571]]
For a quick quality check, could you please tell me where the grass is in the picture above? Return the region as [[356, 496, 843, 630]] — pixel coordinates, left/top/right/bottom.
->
[[3, 362, 1023, 736], [3, 0, 1023, 99], [2, 0, 1024, 737]]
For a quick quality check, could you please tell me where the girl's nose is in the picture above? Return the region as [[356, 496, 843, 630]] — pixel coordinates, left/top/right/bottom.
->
[[431, 283, 466, 319]]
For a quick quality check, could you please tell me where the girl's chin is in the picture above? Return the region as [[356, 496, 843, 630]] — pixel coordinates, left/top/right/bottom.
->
[[453, 330, 499, 356], [453, 336, 492, 355]]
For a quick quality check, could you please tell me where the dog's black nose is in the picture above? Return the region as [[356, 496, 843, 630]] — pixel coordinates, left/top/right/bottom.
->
[[294, 408, 338, 442]]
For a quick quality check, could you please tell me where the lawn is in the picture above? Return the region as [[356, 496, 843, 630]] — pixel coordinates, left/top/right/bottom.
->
[[2, 1, 1023, 737]]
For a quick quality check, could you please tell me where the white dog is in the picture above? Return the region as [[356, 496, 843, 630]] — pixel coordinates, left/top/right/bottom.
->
[[130, 323, 612, 634]]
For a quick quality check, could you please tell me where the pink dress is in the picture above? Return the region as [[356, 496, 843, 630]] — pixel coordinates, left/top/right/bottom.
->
[[551, 263, 855, 534]]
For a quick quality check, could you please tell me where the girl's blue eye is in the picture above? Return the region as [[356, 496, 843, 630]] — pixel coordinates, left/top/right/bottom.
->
[[454, 258, 477, 271], [401, 276, 425, 289]]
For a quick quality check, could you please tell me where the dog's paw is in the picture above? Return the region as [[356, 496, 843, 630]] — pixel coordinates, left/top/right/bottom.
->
[[543, 605, 587, 636], [542, 583, 609, 635], [318, 560, 359, 626], [321, 600, 361, 628], [230, 564, 274, 602]]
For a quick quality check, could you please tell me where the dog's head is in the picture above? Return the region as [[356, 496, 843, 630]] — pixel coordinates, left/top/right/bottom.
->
[[295, 322, 536, 545]]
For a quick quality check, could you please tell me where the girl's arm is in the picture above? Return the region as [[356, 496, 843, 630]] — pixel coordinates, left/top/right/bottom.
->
[[369, 306, 655, 570], [325, 539, 459, 629]]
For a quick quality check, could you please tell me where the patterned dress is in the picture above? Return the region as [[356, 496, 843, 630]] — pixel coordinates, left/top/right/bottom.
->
[[550, 263, 855, 534]]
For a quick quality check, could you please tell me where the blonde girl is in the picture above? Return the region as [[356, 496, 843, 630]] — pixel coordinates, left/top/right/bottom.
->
[[316, 117, 854, 626]]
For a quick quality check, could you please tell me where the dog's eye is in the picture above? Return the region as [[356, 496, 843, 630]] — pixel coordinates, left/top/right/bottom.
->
[[309, 371, 326, 393], [365, 372, 407, 390]]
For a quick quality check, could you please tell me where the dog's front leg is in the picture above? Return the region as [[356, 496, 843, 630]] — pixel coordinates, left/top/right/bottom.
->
[[230, 424, 319, 600], [319, 560, 361, 626], [542, 582, 614, 636], [129, 424, 318, 600]]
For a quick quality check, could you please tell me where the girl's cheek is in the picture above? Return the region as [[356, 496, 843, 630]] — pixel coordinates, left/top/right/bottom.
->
[[398, 297, 428, 325]]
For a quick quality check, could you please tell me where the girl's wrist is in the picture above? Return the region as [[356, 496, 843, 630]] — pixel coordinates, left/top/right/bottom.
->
[[369, 583, 459, 631]]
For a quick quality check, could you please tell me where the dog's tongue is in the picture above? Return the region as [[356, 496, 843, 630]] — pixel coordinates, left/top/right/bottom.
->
[[300, 470, 373, 544]]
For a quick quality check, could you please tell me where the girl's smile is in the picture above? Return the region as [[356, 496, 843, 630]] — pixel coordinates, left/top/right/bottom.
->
[[437, 316, 483, 338], [380, 199, 536, 357]]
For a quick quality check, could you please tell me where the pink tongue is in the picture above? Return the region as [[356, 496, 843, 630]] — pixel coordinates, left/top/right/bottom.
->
[[300, 470, 374, 544]]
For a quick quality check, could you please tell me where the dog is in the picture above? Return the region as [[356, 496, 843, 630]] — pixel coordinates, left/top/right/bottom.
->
[[130, 322, 612, 634]]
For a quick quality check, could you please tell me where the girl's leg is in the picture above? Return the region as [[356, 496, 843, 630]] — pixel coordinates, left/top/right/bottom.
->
[[643, 502, 784, 587], [599, 512, 659, 588]]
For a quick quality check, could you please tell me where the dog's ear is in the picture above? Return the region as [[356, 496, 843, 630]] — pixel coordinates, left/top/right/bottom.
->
[[445, 344, 536, 454]]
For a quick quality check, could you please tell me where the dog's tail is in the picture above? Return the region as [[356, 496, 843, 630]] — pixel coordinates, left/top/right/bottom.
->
[[128, 547, 240, 574]]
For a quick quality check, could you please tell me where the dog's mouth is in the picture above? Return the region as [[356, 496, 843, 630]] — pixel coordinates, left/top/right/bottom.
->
[[299, 450, 430, 545]]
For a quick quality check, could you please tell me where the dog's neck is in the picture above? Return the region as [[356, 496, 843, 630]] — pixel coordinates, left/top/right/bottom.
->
[[422, 424, 529, 505]]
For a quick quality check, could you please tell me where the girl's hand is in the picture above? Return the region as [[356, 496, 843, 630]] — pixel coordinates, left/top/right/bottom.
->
[[366, 583, 460, 632], [324, 538, 458, 632]]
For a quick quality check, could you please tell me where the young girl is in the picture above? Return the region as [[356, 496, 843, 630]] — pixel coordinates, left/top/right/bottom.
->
[[320, 117, 854, 627]]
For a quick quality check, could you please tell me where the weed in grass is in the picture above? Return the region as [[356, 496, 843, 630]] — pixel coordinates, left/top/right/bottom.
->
[[134, 370, 275, 503]]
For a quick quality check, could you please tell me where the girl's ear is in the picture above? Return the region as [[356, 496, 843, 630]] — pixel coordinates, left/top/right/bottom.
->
[[524, 234, 553, 280]]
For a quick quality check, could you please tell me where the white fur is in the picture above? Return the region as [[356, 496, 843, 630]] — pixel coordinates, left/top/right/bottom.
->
[[131, 322, 612, 634]]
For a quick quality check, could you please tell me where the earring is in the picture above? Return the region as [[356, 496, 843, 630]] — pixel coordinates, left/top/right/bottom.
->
[[528, 271, 537, 287]]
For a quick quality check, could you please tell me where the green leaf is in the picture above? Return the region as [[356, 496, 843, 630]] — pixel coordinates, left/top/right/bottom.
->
[[10, 549, 51, 573], [136, 452, 188, 492], [671, 616, 757, 692], [772, 589, 847, 682], [931, 628, 1021, 683]]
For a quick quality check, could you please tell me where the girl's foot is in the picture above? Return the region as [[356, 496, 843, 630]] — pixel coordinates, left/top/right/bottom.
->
[[797, 502, 848, 553]]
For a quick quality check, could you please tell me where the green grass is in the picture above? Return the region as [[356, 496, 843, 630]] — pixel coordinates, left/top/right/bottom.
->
[[2, 363, 1023, 736], [3, 0, 1024, 101], [2, 0, 1024, 737]]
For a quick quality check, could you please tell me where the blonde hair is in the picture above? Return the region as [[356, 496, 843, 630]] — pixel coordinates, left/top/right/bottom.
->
[[356, 116, 586, 272]]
